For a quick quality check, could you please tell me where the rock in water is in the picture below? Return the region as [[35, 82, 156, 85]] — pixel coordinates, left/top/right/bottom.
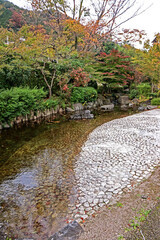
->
[[49, 221, 84, 240]]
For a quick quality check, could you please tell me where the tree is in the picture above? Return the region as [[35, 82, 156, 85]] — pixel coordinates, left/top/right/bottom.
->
[[130, 35, 160, 93], [29, 0, 149, 50], [93, 49, 134, 92], [9, 10, 25, 30], [0, 27, 32, 89]]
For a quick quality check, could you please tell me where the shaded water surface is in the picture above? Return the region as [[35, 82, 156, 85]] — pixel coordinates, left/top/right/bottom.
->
[[0, 111, 130, 239]]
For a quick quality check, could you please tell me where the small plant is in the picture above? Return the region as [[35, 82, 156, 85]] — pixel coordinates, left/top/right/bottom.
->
[[125, 208, 151, 233], [129, 219, 140, 230], [117, 235, 125, 240], [116, 202, 123, 208], [151, 97, 160, 105]]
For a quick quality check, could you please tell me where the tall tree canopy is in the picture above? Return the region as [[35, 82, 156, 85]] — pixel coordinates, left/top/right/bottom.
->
[[28, 0, 148, 49]]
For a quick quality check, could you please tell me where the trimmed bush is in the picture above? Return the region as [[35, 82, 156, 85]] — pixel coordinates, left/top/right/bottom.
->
[[137, 83, 151, 98], [0, 87, 47, 124], [43, 98, 59, 109], [151, 98, 160, 105], [71, 87, 97, 103]]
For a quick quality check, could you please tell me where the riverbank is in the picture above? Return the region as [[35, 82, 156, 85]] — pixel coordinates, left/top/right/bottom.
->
[[78, 165, 160, 240], [0, 109, 159, 240]]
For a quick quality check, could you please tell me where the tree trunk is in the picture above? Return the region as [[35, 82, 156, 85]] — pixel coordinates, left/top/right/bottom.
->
[[151, 82, 154, 93], [49, 87, 52, 98], [75, 34, 78, 49]]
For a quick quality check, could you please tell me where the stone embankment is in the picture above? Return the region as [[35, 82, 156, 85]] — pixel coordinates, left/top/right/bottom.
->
[[71, 109, 160, 222], [0, 94, 157, 130]]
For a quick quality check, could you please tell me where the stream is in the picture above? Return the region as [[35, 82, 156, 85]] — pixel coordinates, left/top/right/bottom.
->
[[0, 111, 130, 239]]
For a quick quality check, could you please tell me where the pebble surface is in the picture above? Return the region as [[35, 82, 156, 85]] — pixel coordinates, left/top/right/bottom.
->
[[72, 110, 160, 222]]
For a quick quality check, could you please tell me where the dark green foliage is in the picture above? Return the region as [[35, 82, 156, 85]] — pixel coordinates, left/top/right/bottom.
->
[[0, 0, 20, 28], [151, 98, 160, 105], [71, 87, 97, 103], [149, 92, 159, 98], [129, 89, 139, 99], [0, 63, 32, 89], [137, 83, 151, 98], [43, 98, 59, 109], [103, 41, 117, 54], [0, 0, 55, 31], [0, 8, 12, 28], [88, 80, 98, 89], [0, 87, 47, 124]]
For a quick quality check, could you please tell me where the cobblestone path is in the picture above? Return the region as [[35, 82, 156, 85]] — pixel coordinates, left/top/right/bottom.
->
[[72, 110, 160, 222]]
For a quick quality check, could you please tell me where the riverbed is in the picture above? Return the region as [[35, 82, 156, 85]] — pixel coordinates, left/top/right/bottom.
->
[[0, 111, 130, 239]]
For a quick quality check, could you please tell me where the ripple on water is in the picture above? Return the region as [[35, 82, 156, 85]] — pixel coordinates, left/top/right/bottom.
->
[[0, 111, 131, 239]]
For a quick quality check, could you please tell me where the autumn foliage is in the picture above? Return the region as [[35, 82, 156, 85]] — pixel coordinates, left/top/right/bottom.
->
[[9, 10, 25, 29], [94, 49, 134, 91]]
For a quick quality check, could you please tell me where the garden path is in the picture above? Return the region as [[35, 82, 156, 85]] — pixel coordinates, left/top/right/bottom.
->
[[73, 109, 160, 222]]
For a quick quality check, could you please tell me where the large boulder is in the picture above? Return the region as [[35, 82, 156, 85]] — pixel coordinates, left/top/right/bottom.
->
[[118, 95, 130, 105]]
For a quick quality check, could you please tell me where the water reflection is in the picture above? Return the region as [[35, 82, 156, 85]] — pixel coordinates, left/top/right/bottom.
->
[[0, 111, 129, 239], [0, 148, 77, 239]]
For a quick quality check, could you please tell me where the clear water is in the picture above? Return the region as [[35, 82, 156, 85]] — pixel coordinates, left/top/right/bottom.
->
[[0, 111, 130, 239]]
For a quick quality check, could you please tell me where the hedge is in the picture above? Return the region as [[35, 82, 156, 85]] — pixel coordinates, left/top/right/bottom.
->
[[0, 87, 58, 124], [71, 87, 97, 103]]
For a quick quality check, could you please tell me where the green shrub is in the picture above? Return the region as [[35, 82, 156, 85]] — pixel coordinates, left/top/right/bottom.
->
[[149, 92, 159, 98], [0, 87, 47, 124], [43, 98, 59, 109], [71, 87, 97, 103], [151, 98, 160, 105], [137, 83, 151, 98], [129, 89, 139, 99]]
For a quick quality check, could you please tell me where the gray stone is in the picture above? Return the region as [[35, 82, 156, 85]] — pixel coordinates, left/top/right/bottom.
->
[[96, 98, 103, 106], [73, 103, 84, 111], [49, 221, 84, 240], [132, 98, 139, 105], [147, 105, 157, 110], [118, 95, 130, 105], [120, 105, 128, 111], [100, 104, 114, 111], [66, 107, 75, 113], [103, 99, 111, 105], [138, 105, 146, 111], [141, 195, 148, 199], [85, 102, 94, 109], [4, 123, 10, 128], [70, 110, 94, 120]]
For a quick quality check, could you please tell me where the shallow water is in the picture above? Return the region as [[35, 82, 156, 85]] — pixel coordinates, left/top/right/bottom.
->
[[0, 111, 130, 239]]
